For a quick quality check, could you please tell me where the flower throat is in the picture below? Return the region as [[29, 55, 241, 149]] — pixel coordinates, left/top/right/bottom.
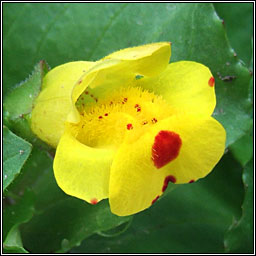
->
[[74, 87, 172, 148]]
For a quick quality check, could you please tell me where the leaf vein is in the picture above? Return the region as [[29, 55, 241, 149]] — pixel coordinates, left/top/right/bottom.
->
[[87, 3, 129, 60]]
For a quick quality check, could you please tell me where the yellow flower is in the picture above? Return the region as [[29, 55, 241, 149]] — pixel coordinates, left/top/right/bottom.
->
[[31, 42, 226, 216]]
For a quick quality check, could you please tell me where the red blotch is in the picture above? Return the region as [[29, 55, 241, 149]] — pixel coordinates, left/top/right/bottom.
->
[[104, 113, 108, 116], [151, 195, 160, 205], [85, 91, 89, 95], [134, 104, 140, 108], [124, 98, 128, 102], [189, 180, 195, 183], [98, 116, 103, 119], [90, 198, 98, 205], [137, 107, 141, 112], [162, 175, 176, 192], [208, 76, 215, 87], [152, 130, 182, 169], [127, 123, 133, 130]]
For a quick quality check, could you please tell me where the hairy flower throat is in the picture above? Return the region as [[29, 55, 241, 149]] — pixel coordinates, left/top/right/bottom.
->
[[74, 87, 173, 148]]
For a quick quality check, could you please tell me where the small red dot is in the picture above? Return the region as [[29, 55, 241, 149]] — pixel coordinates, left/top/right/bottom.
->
[[134, 104, 140, 108], [85, 91, 89, 95], [208, 76, 215, 87], [104, 113, 108, 116], [137, 107, 141, 112], [151, 195, 160, 205], [90, 198, 98, 205], [152, 118, 158, 124], [124, 98, 128, 102], [189, 180, 195, 183], [98, 116, 103, 119], [127, 123, 133, 130], [162, 175, 176, 192]]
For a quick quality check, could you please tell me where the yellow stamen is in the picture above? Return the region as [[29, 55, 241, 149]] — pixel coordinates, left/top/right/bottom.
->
[[73, 87, 173, 148]]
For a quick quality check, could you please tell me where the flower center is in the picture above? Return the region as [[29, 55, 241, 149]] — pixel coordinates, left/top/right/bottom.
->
[[74, 87, 173, 148]]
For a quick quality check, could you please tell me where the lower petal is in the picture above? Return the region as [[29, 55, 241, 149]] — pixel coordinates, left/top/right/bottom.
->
[[53, 124, 115, 204], [109, 114, 226, 216]]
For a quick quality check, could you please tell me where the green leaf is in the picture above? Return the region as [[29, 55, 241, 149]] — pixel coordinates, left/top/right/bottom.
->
[[229, 130, 253, 166], [3, 60, 50, 146], [3, 227, 28, 253], [3, 189, 35, 253], [224, 159, 253, 253], [214, 3, 253, 66], [21, 198, 131, 253], [71, 153, 244, 253], [3, 3, 252, 147], [3, 126, 32, 191]]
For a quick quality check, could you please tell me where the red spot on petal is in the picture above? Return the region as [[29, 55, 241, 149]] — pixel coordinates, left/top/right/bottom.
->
[[104, 113, 108, 116], [124, 98, 128, 102], [85, 91, 89, 95], [189, 180, 195, 183], [208, 76, 215, 87], [127, 123, 133, 130], [152, 130, 182, 169], [137, 107, 141, 112], [90, 198, 98, 205], [152, 118, 158, 124], [162, 175, 176, 192], [151, 195, 160, 205], [98, 116, 103, 119], [134, 104, 140, 108]]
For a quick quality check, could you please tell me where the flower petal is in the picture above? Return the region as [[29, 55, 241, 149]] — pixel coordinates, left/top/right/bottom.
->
[[75, 42, 171, 100], [136, 61, 216, 116], [53, 124, 115, 203], [103, 42, 171, 77], [31, 61, 94, 147], [109, 114, 225, 216]]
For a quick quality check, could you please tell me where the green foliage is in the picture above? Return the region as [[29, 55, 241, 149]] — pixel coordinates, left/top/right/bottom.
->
[[3, 3, 253, 253], [3, 60, 50, 146], [214, 3, 253, 66], [3, 126, 32, 191], [3, 190, 35, 253], [224, 160, 253, 253]]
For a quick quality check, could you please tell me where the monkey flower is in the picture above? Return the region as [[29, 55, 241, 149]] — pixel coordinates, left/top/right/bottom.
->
[[31, 42, 226, 216]]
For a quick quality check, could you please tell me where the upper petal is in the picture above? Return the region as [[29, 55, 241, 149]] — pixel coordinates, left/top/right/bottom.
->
[[103, 42, 171, 77], [135, 61, 216, 116], [31, 61, 94, 147], [109, 114, 226, 216]]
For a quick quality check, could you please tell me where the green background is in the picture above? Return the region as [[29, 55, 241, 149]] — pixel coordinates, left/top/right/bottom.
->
[[3, 3, 253, 253]]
